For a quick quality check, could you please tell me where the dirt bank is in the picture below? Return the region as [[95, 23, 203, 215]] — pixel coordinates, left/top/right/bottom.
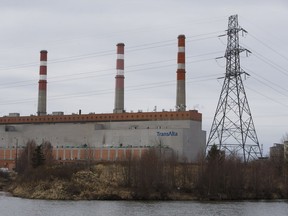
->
[[8, 164, 198, 200], [7, 157, 288, 201]]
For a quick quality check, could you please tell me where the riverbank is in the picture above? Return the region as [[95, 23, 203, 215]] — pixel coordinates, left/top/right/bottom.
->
[[0, 170, 13, 191], [9, 181, 197, 201], [7, 164, 198, 200], [4, 146, 288, 201], [0, 177, 8, 191], [6, 160, 288, 201]]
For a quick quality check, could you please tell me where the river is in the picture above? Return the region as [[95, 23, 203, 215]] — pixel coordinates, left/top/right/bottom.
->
[[0, 192, 287, 216]]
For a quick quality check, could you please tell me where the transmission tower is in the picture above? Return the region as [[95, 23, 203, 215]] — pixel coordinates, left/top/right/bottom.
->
[[206, 15, 262, 162]]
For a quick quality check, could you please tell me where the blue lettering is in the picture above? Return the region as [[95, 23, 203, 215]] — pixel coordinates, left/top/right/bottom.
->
[[156, 131, 178, 136]]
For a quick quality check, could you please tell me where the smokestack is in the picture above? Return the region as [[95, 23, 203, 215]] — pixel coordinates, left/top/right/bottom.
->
[[37, 50, 48, 116], [113, 43, 125, 113], [176, 35, 186, 111]]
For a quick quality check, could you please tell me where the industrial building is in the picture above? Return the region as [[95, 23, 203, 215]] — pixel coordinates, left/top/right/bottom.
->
[[285, 141, 288, 163], [270, 141, 288, 163], [270, 143, 284, 163], [0, 35, 206, 169]]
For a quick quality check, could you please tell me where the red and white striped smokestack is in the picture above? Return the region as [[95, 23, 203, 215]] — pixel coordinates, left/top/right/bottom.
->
[[176, 35, 186, 111], [37, 50, 48, 116], [113, 43, 125, 113]]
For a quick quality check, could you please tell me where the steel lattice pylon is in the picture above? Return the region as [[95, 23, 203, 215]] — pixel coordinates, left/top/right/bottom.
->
[[206, 15, 262, 162]]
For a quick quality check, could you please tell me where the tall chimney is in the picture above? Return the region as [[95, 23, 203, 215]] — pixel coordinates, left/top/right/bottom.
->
[[176, 35, 186, 111], [37, 50, 48, 116], [113, 43, 125, 113]]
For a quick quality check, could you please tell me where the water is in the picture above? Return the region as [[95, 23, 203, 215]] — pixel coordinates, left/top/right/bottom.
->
[[0, 192, 287, 216]]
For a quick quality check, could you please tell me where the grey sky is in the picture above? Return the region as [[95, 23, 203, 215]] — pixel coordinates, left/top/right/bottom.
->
[[0, 0, 287, 154]]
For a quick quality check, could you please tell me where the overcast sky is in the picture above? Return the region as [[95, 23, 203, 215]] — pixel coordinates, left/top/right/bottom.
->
[[0, 0, 287, 154]]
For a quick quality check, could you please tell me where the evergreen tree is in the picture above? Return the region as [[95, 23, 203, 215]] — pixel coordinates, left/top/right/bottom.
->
[[31, 145, 45, 168], [207, 144, 224, 164]]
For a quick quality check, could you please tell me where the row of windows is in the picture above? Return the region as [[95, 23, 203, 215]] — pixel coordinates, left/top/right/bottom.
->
[[0, 112, 200, 124]]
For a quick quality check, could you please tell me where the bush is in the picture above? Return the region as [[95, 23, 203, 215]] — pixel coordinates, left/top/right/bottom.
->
[[122, 148, 177, 199], [0, 170, 10, 179], [16, 140, 55, 174], [18, 163, 88, 182]]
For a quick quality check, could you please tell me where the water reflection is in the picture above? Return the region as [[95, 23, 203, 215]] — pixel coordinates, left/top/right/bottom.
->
[[0, 192, 287, 216]]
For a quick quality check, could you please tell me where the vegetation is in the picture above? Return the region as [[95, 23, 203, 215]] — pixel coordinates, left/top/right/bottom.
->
[[0, 169, 11, 190], [196, 145, 288, 200], [6, 141, 288, 200]]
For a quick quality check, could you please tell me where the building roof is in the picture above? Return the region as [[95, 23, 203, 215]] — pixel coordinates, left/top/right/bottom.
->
[[0, 110, 202, 125]]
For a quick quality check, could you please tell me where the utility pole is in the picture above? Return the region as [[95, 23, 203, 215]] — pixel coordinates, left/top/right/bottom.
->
[[206, 15, 262, 162]]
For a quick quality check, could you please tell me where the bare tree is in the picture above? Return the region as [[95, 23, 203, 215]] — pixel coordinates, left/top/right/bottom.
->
[[15, 140, 36, 174], [41, 141, 54, 166]]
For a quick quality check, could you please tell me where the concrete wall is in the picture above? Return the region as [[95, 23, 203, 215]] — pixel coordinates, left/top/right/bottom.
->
[[0, 119, 205, 162]]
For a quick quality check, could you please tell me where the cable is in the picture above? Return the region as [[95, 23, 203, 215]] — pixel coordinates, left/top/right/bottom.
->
[[0, 31, 224, 71], [0, 73, 221, 106], [250, 76, 288, 98], [248, 33, 288, 63], [242, 43, 288, 77], [246, 86, 288, 108], [0, 52, 222, 89], [240, 15, 288, 62], [243, 67, 288, 96]]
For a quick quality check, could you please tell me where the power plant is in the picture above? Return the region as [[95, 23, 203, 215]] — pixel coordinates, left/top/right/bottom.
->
[[0, 35, 206, 169]]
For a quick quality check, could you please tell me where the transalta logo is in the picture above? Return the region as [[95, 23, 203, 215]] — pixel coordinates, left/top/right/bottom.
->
[[157, 131, 178, 136]]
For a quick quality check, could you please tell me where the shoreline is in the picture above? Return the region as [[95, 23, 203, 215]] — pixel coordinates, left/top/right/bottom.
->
[[6, 183, 287, 201], [3, 157, 288, 201], [2, 175, 287, 202], [2, 189, 288, 202]]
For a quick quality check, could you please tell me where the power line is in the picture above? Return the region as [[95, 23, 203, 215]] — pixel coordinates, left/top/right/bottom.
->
[[243, 67, 288, 96], [246, 85, 288, 108], [248, 33, 288, 63], [0, 16, 227, 53], [242, 44, 288, 77], [0, 74, 220, 106], [0, 31, 224, 71], [0, 52, 222, 89], [251, 76, 288, 98], [240, 15, 288, 63]]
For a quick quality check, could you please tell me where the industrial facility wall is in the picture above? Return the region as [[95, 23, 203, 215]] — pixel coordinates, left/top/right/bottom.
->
[[0, 147, 156, 170], [0, 119, 205, 163]]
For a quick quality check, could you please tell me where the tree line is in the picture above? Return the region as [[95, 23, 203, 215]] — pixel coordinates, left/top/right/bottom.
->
[[14, 141, 288, 200]]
